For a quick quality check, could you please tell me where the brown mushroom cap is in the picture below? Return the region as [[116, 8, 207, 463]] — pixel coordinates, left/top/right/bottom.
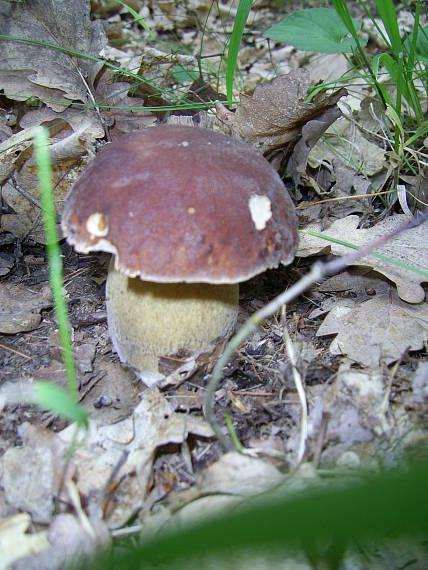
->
[[62, 125, 298, 283]]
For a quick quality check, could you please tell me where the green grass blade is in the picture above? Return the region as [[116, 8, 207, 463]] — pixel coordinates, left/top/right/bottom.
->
[[301, 229, 428, 278], [375, 0, 402, 55], [332, 0, 357, 37], [112, 0, 155, 40], [226, 0, 252, 102], [33, 127, 78, 402]]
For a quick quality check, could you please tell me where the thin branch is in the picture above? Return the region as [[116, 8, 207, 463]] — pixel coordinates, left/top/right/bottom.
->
[[204, 211, 428, 451], [282, 307, 307, 466]]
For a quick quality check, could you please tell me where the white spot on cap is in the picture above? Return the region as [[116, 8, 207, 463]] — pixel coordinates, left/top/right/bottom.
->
[[248, 194, 272, 231], [180, 141, 189, 147], [86, 212, 109, 238]]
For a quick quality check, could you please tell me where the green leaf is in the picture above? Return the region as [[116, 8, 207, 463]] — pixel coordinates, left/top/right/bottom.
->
[[172, 64, 198, 84], [33, 381, 88, 427], [264, 8, 366, 54]]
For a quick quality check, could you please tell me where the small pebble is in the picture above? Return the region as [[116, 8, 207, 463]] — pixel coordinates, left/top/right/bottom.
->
[[93, 395, 113, 409]]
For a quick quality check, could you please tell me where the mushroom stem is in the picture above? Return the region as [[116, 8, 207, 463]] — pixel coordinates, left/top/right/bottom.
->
[[106, 262, 239, 379]]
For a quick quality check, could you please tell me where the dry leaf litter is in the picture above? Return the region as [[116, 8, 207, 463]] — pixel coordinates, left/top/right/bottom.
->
[[0, 0, 427, 568]]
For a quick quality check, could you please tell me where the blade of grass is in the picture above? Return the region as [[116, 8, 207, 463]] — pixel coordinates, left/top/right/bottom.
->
[[332, 0, 387, 108], [112, 0, 155, 40], [33, 127, 78, 402], [374, 0, 402, 55], [33, 382, 88, 427], [226, 0, 252, 102]]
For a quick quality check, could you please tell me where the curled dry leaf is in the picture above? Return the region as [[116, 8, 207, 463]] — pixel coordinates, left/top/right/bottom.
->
[[0, 127, 39, 185], [94, 69, 156, 137], [216, 70, 345, 163], [20, 107, 105, 157], [298, 214, 428, 303], [0, 0, 106, 111], [0, 283, 51, 334]]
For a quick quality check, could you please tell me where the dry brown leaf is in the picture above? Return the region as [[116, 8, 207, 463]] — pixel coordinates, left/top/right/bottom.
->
[[316, 287, 428, 367], [306, 53, 348, 85], [1, 112, 100, 242], [94, 69, 156, 137], [0, 0, 106, 111], [298, 214, 428, 303], [1, 446, 55, 523], [19, 107, 105, 156], [0, 283, 51, 334], [216, 70, 345, 159], [308, 116, 386, 177], [0, 127, 38, 185], [58, 387, 213, 528], [200, 452, 283, 496]]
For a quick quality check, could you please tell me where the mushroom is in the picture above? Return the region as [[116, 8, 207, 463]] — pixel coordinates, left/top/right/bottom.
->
[[62, 125, 298, 383]]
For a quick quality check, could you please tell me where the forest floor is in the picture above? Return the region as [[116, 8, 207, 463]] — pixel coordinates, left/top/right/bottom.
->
[[0, 1, 427, 568]]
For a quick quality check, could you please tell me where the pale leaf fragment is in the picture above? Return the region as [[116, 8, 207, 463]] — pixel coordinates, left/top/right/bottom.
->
[[0, 513, 49, 570], [309, 116, 386, 177], [58, 388, 213, 528]]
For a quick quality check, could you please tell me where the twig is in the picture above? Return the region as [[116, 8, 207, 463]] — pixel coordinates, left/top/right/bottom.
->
[[75, 67, 111, 142], [0, 342, 31, 359], [204, 212, 428, 451], [96, 449, 129, 515], [282, 306, 307, 466]]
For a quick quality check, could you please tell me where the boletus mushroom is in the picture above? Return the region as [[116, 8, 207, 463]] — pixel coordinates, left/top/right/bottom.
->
[[62, 125, 298, 383]]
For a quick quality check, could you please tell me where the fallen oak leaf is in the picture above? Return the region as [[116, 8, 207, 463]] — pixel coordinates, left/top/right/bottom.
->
[[297, 214, 428, 304], [1, 111, 103, 243], [316, 287, 428, 368], [0, 0, 106, 111], [216, 70, 346, 163]]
